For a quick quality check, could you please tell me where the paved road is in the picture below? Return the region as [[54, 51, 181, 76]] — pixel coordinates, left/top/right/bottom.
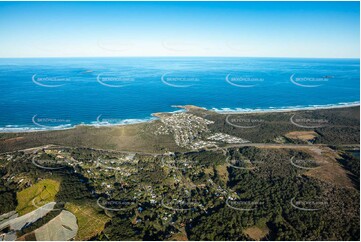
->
[[2, 142, 359, 156]]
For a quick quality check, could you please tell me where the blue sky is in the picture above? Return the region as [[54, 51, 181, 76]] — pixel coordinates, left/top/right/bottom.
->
[[0, 1, 359, 58]]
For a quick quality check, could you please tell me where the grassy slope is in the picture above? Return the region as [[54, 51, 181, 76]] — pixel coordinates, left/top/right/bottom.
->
[[0, 121, 181, 153], [0, 106, 359, 153], [16, 179, 60, 216], [65, 202, 110, 241]]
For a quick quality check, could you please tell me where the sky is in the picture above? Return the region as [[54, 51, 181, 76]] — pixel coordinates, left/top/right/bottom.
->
[[0, 1, 359, 58]]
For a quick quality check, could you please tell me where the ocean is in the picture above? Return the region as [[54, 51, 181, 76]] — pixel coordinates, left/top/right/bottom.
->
[[0, 57, 359, 132]]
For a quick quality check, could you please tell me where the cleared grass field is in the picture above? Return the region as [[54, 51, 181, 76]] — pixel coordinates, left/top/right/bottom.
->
[[244, 225, 269, 241], [16, 179, 60, 216], [244, 219, 270, 240], [215, 164, 229, 184], [0, 121, 182, 154], [65, 202, 110, 241]]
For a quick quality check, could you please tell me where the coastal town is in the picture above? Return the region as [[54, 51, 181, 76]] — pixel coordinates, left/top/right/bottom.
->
[[154, 112, 250, 150], [0, 106, 360, 241]]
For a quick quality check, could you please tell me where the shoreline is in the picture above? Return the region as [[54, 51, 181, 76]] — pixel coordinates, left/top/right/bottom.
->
[[212, 102, 360, 114], [0, 101, 359, 133]]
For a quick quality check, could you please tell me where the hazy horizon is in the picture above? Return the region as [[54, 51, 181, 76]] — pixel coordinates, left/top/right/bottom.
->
[[0, 1, 359, 58]]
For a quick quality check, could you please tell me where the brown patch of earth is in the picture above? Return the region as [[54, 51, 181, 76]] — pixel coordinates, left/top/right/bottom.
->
[[303, 146, 354, 189], [285, 131, 317, 142], [215, 164, 229, 184], [3, 136, 24, 143], [169, 227, 188, 241], [254, 145, 354, 189], [244, 225, 269, 240]]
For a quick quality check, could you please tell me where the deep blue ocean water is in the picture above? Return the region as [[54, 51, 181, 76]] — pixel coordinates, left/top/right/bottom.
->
[[0, 57, 359, 131]]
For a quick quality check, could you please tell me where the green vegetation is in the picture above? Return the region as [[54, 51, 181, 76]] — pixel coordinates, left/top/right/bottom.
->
[[1, 107, 359, 154], [16, 179, 60, 216], [203, 106, 360, 145], [337, 149, 360, 189], [0, 106, 359, 241], [65, 202, 110, 240], [244, 219, 270, 240]]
